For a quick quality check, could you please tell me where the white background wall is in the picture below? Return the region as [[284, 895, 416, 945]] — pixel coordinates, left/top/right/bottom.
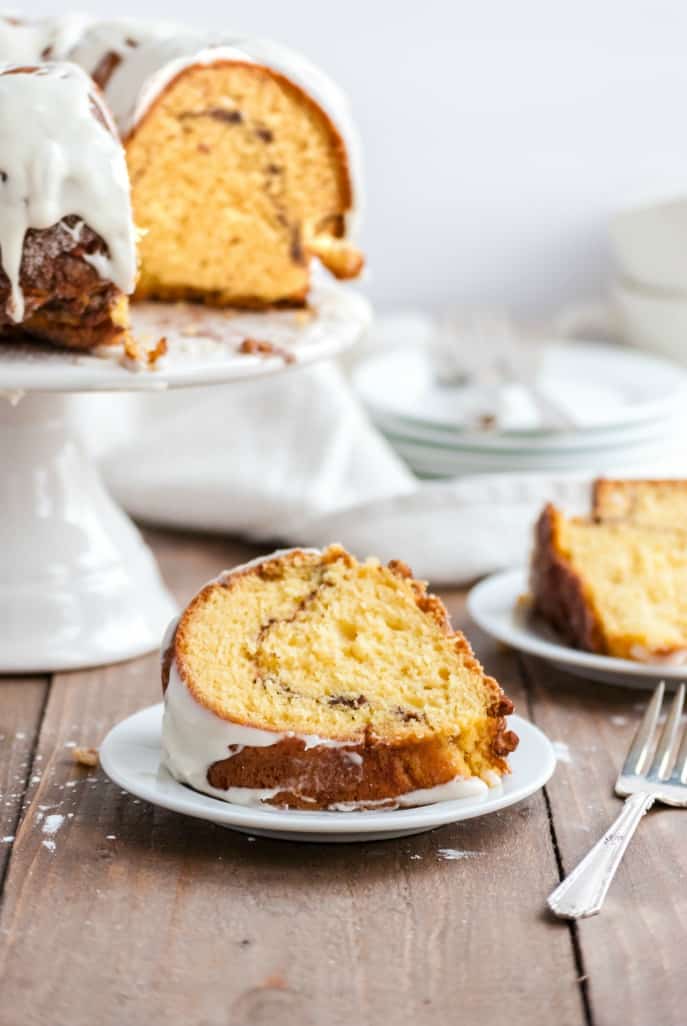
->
[[28, 0, 687, 315]]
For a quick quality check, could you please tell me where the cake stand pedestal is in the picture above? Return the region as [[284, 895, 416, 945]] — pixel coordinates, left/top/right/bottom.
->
[[0, 284, 370, 673]]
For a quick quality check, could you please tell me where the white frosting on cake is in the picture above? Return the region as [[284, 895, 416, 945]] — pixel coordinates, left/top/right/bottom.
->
[[328, 777, 490, 812], [66, 18, 185, 81], [0, 13, 90, 63], [0, 62, 137, 322], [160, 548, 494, 812]]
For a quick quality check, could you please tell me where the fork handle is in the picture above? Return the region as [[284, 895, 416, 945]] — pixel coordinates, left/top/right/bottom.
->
[[547, 792, 656, 919]]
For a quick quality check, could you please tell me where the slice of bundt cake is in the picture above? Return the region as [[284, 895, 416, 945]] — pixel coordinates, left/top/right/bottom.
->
[[531, 503, 687, 662], [162, 545, 517, 810], [593, 478, 687, 530], [0, 62, 137, 350], [98, 33, 363, 307]]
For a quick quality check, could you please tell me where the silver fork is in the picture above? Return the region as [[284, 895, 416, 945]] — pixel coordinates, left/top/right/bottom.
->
[[547, 681, 687, 919]]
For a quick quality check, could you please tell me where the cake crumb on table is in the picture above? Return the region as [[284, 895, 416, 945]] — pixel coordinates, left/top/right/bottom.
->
[[73, 747, 99, 768]]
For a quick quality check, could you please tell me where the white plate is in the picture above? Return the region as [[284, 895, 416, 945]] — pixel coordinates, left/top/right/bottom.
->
[[0, 284, 370, 393], [100, 704, 555, 843], [370, 409, 673, 453], [388, 436, 670, 479], [468, 568, 687, 689], [353, 344, 686, 437]]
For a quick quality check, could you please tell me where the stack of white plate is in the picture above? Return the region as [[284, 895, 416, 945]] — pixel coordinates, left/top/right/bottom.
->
[[352, 340, 687, 478]]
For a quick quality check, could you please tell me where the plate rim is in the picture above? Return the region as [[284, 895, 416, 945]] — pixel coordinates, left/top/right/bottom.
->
[[468, 566, 687, 680], [100, 705, 555, 838], [353, 342, 687, 437], [0, 284, 370, 394]]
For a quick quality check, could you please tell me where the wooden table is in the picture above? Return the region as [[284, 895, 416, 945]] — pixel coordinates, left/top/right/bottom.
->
[[1, 528, 685, 1026]]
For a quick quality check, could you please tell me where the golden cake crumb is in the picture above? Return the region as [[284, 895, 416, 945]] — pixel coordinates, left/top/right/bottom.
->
[[72, 746, 99, 768]]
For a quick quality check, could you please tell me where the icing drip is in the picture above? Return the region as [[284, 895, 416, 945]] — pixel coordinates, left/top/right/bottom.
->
[[0, 62, 136, 322]]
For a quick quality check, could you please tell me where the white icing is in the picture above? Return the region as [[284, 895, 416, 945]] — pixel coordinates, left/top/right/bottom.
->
[[629, 645, 687, 666], [327, 777, 491, 813], [0, 13, 91, 63], [91, 27, 363, 233], [66, 18, 184, 78], [0, 63, 137, 322]]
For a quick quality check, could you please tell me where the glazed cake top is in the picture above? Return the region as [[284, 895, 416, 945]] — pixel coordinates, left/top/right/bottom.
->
[[0, 13, 88, 63], [0, 62, 137, 322], [0, 15, 364, 233]]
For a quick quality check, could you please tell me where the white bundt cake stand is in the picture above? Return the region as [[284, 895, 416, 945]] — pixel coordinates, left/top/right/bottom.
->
[[0, 284, 370, 672]]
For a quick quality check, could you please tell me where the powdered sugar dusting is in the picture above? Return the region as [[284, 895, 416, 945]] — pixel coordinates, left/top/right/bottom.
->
[[552, 741, 572, 764], [43, 813, 65, 835], [41, 812, 65, 853], [437, 848, 480, 861]]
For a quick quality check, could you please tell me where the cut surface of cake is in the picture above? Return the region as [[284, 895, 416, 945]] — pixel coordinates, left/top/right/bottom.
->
[[162, 545, 518, 810], [103, 34, 363, 307], [0, 62, 137, 350], [531, 502, 687, 662], [593, 478, 687, 530]]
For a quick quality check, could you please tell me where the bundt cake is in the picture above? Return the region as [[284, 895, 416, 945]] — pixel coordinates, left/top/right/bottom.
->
[[0, 16, 363, 327], [161, 545, 518, 810], [531, 502, 687, 663], [0, 62, 137, 350], [593, 478, 687, 530]]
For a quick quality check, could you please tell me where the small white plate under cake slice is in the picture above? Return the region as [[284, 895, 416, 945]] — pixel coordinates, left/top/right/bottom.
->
[[468, 568, 687, 690], [100, 706, 554, 843]]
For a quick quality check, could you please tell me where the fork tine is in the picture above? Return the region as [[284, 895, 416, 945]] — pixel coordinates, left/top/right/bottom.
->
[[670, 707, 687, 784], [621, 681, 665, 776], [648, 683, 685, 780]]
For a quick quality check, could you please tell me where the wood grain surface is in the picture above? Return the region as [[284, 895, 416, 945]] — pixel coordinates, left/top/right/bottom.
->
[[0, 529, 683, 1026]]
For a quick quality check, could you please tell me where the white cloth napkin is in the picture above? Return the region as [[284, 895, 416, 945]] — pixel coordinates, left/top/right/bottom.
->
[[75, 359, 604, 585]]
